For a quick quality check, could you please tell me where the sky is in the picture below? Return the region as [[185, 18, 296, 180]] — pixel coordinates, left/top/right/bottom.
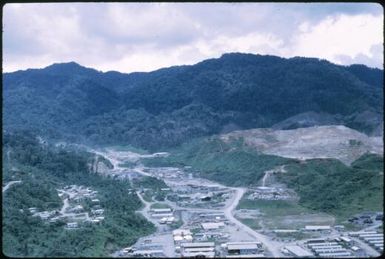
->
[[3, 2, 384, 73]]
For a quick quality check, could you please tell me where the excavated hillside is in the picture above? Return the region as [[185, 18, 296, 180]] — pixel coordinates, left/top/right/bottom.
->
[[220, 125, 383, 165]]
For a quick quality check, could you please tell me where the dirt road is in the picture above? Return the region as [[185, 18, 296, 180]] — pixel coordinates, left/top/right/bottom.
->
[[2, 180, 22, 193]]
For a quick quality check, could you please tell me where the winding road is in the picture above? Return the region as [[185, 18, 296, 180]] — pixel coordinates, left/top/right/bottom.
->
[[136, 191, 162, 228], [2, 181, 22, 193]]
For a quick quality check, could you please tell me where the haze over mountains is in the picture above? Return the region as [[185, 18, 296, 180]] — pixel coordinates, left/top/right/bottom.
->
[[3, 53, 383, 150]]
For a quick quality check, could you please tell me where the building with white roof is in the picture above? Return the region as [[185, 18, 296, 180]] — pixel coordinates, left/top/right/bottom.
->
[[305, 225, 331, 231], [181, 242, 215, 248], [201, 222, 225, 230], [226, 254, 265, 258], [181, 242, 216, 258], [173, 229, 192, 236], [317, 251, 351, 257], [151, 208, 172, 213], [284, 245, 314, 257]]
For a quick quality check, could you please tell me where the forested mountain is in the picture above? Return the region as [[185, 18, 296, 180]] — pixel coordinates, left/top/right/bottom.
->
[[3, 53, 383, 150]]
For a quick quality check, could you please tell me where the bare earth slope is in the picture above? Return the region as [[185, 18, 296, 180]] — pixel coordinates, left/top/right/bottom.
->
[[220, 125, 383, 165]]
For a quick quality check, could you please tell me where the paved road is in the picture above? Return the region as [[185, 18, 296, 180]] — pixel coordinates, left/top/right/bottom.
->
[[350, 237, 381, 257], [136, 191, 162, 228], [224, 187, 284, 257], [362, 222, 383, 231], [2, 180, 22, 193]]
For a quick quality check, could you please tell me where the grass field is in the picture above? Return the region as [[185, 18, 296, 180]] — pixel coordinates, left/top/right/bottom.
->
[[150, 203, 171, 209], [236, 197, 335, 229], [274, 231, 315, 240], [239, 218, 262, 230]]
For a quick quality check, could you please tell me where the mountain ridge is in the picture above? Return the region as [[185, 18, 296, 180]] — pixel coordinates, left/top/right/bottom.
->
[[3, 52, 383, 150], [4, 52, 383, 76]]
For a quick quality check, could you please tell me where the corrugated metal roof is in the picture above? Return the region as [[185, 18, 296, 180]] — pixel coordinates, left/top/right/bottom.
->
[[285, 245, 313, 257], [182, 242, 215, 248], [227, 244, 259, 250]]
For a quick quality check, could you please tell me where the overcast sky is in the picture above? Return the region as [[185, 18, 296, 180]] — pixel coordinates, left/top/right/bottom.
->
[[3, 3, 383, 73]]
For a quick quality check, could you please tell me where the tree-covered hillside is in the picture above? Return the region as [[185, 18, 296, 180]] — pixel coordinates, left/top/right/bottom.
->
[[3, 53, 383, 150], [2, 131, 155, 257], [142, 136, 295, 186], [276, 154, 383, 219]]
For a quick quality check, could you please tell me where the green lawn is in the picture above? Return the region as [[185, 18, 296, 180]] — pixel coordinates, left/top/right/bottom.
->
[[236, 197, 335, 229], [239, 218, 262, 230], [237, 198, 309, 216]]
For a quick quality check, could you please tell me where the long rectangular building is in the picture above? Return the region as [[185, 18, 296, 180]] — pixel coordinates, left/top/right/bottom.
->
[[308, 242, 338, 247], [313, 248, 347, 254], [226, 241, 262, 255], [363, 237, 384, 243], [184, 247, 215, 253], [181, 242, 215, 248], [226, 254, 265, 258], [358, 234, 383, 238], [369, 240, 384, 245], [312, 246, 344, 250], [317, 252, 351, 257], [284, 245, 314, 257], [181, 242, 216, 258], [349, 231, 377, 237], [305, 225, 331, 231], [182, 251, 215, 258]]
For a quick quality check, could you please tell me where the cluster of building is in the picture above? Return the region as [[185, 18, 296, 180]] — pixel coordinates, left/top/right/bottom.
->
[[349, 231, 384, 253], [175, 240, 265, 258], [223, 241, 264, 258], [119, 243, 165, 257], [168, 185, 231, 208], [173, 229, 193, 243], [28, 208, 57, 220], [179, 242, 216, 257], [348, 212, 383, 226], [306, 238, 352, 257], [186, 212, 230, 242], [282, 234, 380, 258], [170, 210, 266, 258], [59, 185, 98, 202], [145, 167, 184, 179], [150, 207, 176, 224], [303, 225, 332, 233], [282, 245, 314, 257], [28, 185, 105, 230]]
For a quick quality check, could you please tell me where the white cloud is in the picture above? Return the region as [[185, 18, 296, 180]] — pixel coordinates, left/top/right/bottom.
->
[[286, 14, 383, 67], [3, 3, 383, 73]]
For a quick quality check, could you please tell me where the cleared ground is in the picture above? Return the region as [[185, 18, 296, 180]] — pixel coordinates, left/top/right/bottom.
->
[[220, 125, 383, 165]]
